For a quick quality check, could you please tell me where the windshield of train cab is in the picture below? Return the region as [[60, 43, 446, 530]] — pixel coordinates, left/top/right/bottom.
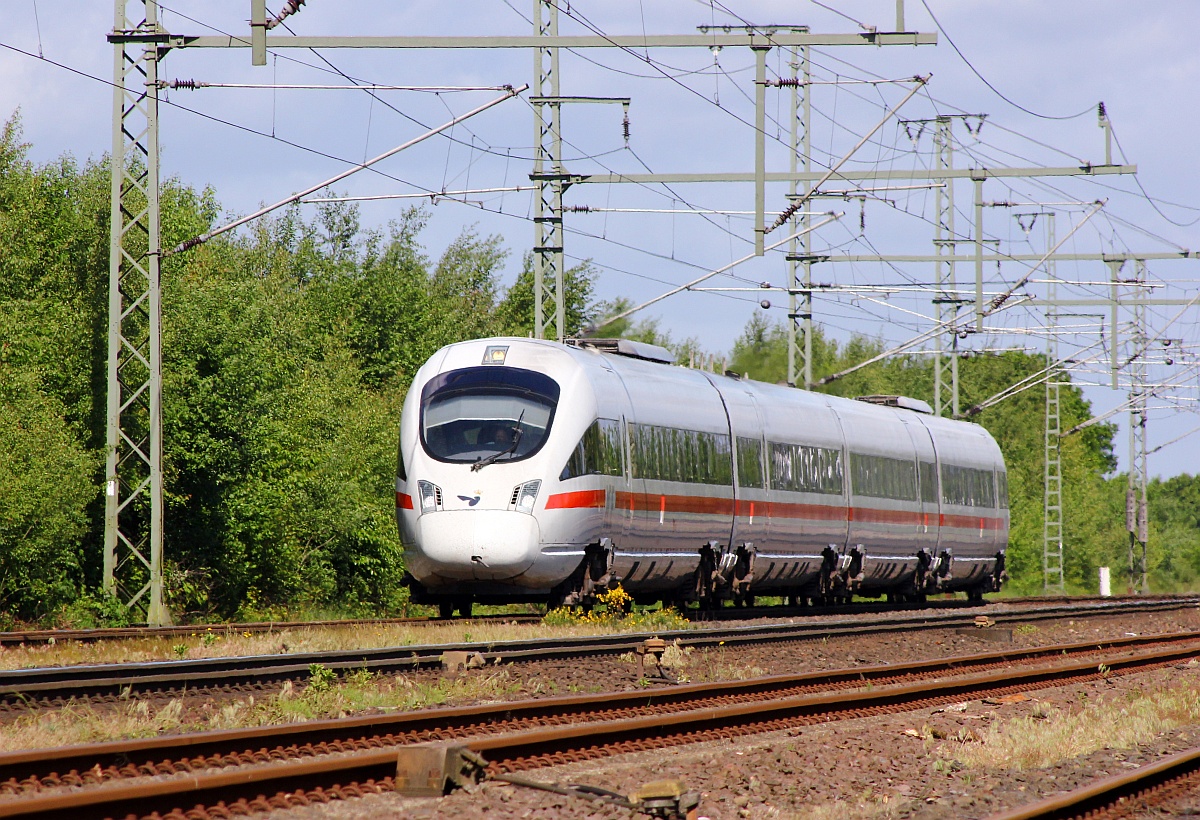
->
[[420, 366, 560, 465]]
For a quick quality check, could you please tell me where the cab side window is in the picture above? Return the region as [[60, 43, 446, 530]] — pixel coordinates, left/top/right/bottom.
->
[[560, 419, 624, 480]]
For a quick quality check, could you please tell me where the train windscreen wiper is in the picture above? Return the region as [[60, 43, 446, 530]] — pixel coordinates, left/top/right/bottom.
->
[[471, 412, 524, 472]]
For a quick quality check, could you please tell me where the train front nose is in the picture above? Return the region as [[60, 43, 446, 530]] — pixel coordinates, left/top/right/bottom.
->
[[414, 510, 541, 581]]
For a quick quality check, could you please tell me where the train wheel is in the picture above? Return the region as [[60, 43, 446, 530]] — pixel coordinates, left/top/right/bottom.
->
[[967, 586, 985, 604], [438, 601, 454, 619]]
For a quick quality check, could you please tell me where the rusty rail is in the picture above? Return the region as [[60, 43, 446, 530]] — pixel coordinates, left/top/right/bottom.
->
[[987, 745, 1200, 819]]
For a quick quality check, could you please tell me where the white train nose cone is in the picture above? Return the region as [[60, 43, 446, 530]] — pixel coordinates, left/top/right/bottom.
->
[[414, 510, 541, 581]]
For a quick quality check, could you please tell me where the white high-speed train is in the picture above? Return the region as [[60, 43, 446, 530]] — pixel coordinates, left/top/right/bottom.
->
[[396, 337, 1008, 616]]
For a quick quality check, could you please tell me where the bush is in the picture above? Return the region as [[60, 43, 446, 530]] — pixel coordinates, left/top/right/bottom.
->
[[56, 591, 133, 629], [0, 374, 96, 621]]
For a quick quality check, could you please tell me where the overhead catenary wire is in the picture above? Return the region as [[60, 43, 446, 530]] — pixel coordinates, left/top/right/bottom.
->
[[917, 0, 1095, 122], [168, 81, 516, 92], [589, 213, 844, 331], [768, 75, 929, 233], [303, 186, 537, 204], [169, 84, 528, 255]]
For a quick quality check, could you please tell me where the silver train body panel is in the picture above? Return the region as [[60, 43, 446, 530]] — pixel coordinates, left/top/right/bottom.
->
[[396, 338, 1009, 602]]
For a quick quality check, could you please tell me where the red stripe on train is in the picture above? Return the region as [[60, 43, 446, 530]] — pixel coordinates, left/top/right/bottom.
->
[[611, 491, 1004, 529], [545, 489, 608, 509], [615, 492, 735, 515], [396, 492, 414, 510]]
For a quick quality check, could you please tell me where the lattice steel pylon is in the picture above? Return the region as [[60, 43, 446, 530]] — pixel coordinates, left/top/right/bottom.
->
[[532, 0, 566, 341], [104, 0, 169, 625], [932, 116, 960, 417], [787, 46, 813, 389], [1127, 260, 1150, 594], [1041, 214, 1065, 593]]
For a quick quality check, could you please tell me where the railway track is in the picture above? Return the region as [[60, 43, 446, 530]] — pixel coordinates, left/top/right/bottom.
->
[[2, 632, 1199, 819], [987, 744, 1200, 819], [0, 596, 1195, 709], [0, 593, 1184, 645], [1, 595, 1195, 709]]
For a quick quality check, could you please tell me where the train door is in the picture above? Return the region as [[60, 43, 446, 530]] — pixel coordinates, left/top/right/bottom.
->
[[608, 414, 633, 544], [900, 416, 940, 557], [825, 400, 853, 556], [588, 363, 637, 584], [722, 387, 769, 551]]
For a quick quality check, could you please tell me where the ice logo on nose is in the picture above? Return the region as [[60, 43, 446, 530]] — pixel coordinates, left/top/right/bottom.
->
[[457, 494, 481, 507]]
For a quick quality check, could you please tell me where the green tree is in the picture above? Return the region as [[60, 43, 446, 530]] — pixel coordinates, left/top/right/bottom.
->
[[0, 371, 96, 621], [495, 252, 598, 338]]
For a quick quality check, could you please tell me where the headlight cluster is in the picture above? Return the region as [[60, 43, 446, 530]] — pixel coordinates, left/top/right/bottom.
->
[[512, 480, 541, 513], [417, 480, 443, 512]]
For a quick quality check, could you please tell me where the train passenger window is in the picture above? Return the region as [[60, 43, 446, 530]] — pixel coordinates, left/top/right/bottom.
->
[[560, 419, 624, 480], [629, 423, 733, 485], [996, 470, 1009, 509], [769, 442, 843, 494], [420, 366, 559, 464], [736, 437, 765, 489], [918, 461, 938, 504], [940, 464, 997, 508], [850, 453, 917, 501]]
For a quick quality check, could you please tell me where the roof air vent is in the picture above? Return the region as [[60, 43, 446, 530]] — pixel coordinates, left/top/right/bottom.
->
[[566, 338, 675, 365], [854, 394, 934, 415]]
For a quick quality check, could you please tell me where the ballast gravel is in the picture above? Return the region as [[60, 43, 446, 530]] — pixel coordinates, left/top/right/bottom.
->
[[259, 604, 1200, 819]]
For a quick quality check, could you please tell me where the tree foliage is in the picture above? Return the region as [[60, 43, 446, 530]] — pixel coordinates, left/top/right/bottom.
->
[[0, 115, 594, 622]]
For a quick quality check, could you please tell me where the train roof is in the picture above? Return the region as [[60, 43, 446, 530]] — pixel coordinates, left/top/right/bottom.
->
[[427, 338, 1001, 459]]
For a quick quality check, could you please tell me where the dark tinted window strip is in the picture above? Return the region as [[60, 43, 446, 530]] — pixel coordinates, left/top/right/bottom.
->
[[736, 436, 766, 489], [850, 452, 918, 501], [629, 423, 733, 485], [769, 442, 844, 495], [941, 464, 997, 508], [919, 460, 937, 504]]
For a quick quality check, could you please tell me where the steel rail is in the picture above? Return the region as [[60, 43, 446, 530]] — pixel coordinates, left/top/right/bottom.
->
[[986, 745, 1200, 819], [1, 597, 1195, 705], [2, 638, 1198, 820], [0, 632, 1198, 795]]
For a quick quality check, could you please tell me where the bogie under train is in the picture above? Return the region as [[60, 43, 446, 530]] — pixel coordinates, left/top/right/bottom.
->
[[396, 337, 1008, 615]]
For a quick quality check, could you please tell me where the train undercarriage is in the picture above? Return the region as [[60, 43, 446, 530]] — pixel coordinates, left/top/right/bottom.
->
[[404, 538, 1008, 617]]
